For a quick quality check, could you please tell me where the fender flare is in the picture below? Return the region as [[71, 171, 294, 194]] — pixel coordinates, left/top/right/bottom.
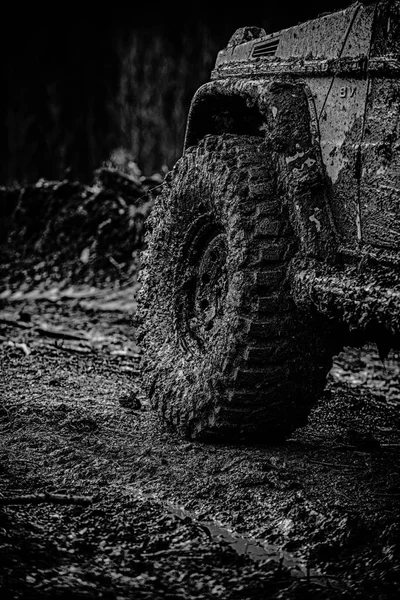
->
[[184, 79, 338, 261]]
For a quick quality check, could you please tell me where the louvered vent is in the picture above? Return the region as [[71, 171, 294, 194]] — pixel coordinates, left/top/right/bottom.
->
[[252, 38, 280, 58]]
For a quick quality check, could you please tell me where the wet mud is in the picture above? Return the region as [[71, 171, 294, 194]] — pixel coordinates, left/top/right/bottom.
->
[[1, 283, 399, 598]]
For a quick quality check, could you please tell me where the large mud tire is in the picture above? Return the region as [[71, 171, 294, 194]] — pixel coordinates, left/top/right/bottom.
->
[[137, 134, 335, 441]]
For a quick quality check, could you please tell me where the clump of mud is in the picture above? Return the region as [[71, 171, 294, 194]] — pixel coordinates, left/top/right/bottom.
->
[[0, 166, 162, 290]]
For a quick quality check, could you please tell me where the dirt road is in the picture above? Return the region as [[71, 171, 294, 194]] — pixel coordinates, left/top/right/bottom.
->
[[1, 282, 400, 599]]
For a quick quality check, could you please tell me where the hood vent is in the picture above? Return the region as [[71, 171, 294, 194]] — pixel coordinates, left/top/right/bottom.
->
[[252, 38, 280, 58]]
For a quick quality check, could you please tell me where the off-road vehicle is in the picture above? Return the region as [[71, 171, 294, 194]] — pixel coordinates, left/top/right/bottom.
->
[[137, 0, 400, 441]]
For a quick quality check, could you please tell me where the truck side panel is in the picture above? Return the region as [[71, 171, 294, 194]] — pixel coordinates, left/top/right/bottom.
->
[[360, 1, 400, 251]]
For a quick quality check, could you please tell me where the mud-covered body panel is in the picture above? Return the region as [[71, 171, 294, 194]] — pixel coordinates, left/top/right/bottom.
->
[[361, 1, 400, 250], [361, 77, 400, 249], [185, 1, 400, 258]]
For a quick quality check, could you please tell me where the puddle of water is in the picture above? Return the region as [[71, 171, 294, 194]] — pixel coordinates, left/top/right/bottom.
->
[[165, 502, 347, 591], [130, 487, 312, 577], [164, 501, 306, 575], [125, 487, 346, 591]]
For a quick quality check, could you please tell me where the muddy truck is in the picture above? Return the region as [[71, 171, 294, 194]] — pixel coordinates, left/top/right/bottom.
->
[[136, 0, 400, 442]]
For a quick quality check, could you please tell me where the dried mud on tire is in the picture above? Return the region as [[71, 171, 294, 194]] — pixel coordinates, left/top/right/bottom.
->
[[137, 134, 338, 441]]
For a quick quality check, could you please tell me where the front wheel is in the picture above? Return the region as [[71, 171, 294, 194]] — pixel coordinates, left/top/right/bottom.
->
[[137, 134, 336, 441]]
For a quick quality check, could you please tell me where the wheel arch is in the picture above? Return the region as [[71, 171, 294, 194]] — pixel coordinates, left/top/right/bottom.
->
[[184, 79, 338, 261], [184, 82, 265, 150]]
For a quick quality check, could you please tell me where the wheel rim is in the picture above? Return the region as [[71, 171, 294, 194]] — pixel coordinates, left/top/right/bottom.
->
[[179, 218, 228, 348]]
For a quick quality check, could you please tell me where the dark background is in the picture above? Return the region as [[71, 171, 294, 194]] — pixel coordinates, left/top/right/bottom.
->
[[2, 1, 355, 185]]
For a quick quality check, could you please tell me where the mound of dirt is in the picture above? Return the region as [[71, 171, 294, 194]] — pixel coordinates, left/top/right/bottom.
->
[[0, 167, 162, 290]]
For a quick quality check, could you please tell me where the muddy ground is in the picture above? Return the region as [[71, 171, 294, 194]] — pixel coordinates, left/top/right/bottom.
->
[[0, 280, 400, 599], [1, 175, 400, 599]]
